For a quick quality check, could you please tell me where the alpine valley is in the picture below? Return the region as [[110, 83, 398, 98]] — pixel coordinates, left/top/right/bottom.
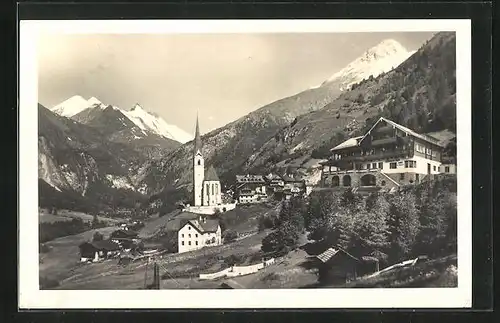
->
[[39, 33, 456, 216], [38, 97, 192, 214]]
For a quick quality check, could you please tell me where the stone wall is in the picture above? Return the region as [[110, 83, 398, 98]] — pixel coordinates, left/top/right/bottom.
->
[[321, 170, 399, 190], [183, 202, 237, 215]]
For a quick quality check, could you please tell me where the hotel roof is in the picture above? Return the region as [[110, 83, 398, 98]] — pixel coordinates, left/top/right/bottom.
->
[[330, 136, 363, 151]]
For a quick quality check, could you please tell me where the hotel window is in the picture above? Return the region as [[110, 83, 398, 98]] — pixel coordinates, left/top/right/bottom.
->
[[378, 162, 383, 169], [188, 241, 191, 246], [390, 162, 397, 169], [414, 161, 417, 168], [445, 166, 450, 173], [404, 161, 409, 168], [433, 165, 436, 171], [400, 173, 405, 180], [206, 184, 209, 195], [372, 163, 377, 169], [367, 164, 371, 169]]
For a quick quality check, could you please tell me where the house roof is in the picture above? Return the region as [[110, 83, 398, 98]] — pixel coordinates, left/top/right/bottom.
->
[[80, 240, 121, 251], [181, 218, 220, 234], [330, 136, 363, 151], [204, 165, 220, 182], [316, 247, 359, 263], [281, 175, 304, 183], [111, 229, 138, 237], [236, 175, 266, 183], [265, 173, 283, 181], [360, 117, 443, 147]]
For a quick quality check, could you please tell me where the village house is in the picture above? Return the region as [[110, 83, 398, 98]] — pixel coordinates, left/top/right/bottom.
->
[[320, 117, 456, 192], [314, 247, 373, 285], [280, 174, 307, 199], [110, 229, 141, 250], [235, 174, 269, 204], [177, 215, 222, 253], [234, 172, 306, 203], [79, 240, 121, 262]]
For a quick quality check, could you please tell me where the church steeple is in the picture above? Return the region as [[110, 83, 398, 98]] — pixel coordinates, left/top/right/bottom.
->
[[194, 111, 202, 156]]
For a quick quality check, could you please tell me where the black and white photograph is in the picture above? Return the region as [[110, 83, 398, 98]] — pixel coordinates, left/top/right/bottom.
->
[[19, 19, 472, 308]]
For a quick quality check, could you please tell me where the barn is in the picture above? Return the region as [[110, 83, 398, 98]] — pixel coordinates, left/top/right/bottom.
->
[[314, 247, 363, 285]]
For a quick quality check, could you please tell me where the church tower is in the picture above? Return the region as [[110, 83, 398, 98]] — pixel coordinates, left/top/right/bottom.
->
[[193, 113, 204, 206]]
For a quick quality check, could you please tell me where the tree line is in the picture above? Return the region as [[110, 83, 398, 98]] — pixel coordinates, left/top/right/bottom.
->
[[259, 176, 457, 266]]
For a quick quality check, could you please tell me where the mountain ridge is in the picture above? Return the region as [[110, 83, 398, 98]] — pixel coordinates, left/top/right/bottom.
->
[[136, 38, 428, 198], [51, 96, 192, 144], [244, 32, 456, 175]]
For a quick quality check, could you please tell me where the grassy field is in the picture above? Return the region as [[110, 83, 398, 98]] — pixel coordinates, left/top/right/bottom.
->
[[39, 209, 125, 224], [46, 230, 268, 290], [39, 226, 120, 288], [217, 249, 319, 289], [335, 254, 458, 288], [138, 202, 280, 239]]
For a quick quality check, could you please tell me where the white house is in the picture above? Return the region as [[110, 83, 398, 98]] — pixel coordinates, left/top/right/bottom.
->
[[439, 163, 457, 174], [177, 216, 222, 253]]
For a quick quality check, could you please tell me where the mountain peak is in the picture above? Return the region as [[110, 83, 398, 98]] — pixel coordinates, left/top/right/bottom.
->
[[87, 96, 103, 106], [51, 95, 91, 117], [361, 39, 408, 62], [320, 38, 414, 90], [131, 103, 144, 111]]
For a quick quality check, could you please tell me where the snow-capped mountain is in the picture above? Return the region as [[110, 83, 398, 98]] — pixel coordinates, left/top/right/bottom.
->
[[122, 104, 193, 144], [51, 96, 193, 144], [319, 39, 416, 90], [51, 95, 106, 117]]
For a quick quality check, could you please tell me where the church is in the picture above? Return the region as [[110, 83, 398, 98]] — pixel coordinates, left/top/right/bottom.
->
[[192, 115, 222, 207]]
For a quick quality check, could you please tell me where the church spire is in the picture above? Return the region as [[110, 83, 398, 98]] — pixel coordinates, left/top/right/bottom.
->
[[194, 111, 202, 155]]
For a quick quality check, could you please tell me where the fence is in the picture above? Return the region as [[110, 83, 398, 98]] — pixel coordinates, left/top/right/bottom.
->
[[199, 258, 276, 280]]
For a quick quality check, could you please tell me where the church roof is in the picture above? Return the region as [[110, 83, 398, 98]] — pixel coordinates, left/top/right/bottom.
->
[[194, 112, 202, 155], [204, 165, 220, 182]]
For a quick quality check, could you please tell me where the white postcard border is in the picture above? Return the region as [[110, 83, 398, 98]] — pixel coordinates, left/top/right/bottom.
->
[[19, 19, 472, 309]]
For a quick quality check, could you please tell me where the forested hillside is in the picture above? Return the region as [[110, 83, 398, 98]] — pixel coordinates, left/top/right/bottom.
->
[[245, 32, 456, 172], [259, 176, 457, 272]]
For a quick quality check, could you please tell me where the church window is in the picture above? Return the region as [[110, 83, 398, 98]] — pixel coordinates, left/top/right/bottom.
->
[[212, 184, 214, 195], [198, 160, 201, 166], [206, 184, 209, 195]]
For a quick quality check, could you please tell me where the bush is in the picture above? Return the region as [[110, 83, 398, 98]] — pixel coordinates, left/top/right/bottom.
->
[[92, 231, 104, 242], [39, 276, 60, 289], [39, 243, 52, 254], [39, 218, 92, 243], [222, 230, 238, 243]]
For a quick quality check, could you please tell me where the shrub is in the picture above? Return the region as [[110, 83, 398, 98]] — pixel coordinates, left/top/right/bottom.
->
[[39, 276, 60, 289], [92, 231, 104, 242], [222, 230, 238, 243], [39, 243, 52, 254]]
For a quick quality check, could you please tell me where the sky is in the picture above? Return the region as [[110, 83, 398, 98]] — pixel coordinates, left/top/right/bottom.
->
[[38, 32, 435, 134]]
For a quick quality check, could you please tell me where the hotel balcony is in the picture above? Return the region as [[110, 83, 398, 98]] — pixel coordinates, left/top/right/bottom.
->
[[322, 149, 412, 169]]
